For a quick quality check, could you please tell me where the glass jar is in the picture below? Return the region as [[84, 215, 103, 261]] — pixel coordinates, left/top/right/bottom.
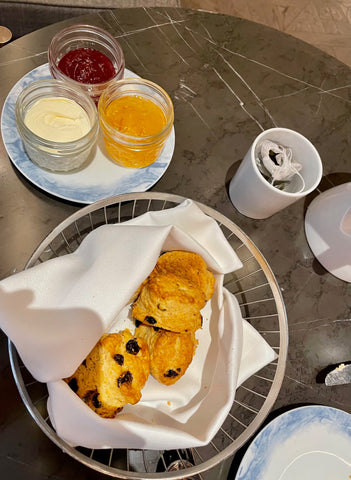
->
[[48, 24, 125, 105], [98, 78, 174, 168], [15, 79, 99, 173]]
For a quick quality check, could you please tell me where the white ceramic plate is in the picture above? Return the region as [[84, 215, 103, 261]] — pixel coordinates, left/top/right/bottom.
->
[[1, 63, 175, 204], [235, 405, 351, 480]]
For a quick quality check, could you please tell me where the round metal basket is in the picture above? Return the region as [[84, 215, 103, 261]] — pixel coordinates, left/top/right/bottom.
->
[[8, 192, 288, 479]]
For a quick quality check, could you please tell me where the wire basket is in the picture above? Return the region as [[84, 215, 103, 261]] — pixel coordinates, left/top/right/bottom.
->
[[8, 192, 288, 479]]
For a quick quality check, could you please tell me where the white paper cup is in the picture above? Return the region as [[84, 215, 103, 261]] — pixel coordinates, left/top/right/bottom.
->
[[229, 128, 323, 219]]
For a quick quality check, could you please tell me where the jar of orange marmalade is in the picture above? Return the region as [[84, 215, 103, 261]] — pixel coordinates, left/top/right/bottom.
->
[[98, 77, 174, 168]]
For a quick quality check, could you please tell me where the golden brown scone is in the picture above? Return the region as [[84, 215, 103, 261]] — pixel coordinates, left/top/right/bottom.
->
[[132, 273, 205, 333], [65, 362, 95, 401], [65, 330, 150, 418], [135, 323, 198, 385], [150, 251, 215, 301]]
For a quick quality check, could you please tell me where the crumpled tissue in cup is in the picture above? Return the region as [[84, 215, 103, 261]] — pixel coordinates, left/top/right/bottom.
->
[[229, 127, 323, 219], [256, 139, 305, 193]]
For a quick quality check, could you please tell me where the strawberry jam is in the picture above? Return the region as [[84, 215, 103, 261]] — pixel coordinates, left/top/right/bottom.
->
[[58, 48, 116, 84]]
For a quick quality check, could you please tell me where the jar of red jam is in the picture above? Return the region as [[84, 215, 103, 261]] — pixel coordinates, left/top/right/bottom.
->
[[98, 78, 174, 168], [48, 24, 125, 104]]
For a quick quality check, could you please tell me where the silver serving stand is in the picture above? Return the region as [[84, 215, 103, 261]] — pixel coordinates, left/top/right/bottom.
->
[[8, 192, 288, 479]]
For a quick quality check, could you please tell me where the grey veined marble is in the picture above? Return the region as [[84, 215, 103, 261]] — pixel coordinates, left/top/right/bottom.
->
[[0, 7, 350, 480]]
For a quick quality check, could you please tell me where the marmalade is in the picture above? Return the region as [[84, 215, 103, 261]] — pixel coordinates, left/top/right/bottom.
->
[[105, 95, 166, 137], [101, 94, 168, 168]]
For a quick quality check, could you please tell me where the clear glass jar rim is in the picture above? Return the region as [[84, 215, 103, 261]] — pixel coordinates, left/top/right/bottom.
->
[[50, 23, 121, 46], [48, 23, 125, 87], [15, 79, 99, 149], [98, 78, 174, 144]]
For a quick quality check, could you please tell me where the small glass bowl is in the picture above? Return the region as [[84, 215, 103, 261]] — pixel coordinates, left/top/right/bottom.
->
[[48, 24, 125, 104], [15, 79, 99, 173], [98, 78, 174, 168]]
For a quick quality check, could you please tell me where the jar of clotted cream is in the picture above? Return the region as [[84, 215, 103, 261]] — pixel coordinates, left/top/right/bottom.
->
[[15, 79, 99, 172], [98, 78, 174, 168]]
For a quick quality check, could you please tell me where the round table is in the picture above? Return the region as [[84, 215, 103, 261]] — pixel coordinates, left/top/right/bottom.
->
[[0, 7, 350, 480]]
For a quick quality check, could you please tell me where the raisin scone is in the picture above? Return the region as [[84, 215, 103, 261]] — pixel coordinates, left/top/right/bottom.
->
[[65, 329, 150, 418], [150, 250, 215, 301], [135, 322, 198, 386], [132, 272, 205, 333]]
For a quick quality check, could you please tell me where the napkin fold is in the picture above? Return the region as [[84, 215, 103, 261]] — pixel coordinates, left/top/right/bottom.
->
[[0, 199, 276, 449]]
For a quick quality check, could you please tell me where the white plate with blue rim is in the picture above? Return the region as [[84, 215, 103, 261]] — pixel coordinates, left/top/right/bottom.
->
[[235, 405, 351, 480], [1, 63, 175, 204]]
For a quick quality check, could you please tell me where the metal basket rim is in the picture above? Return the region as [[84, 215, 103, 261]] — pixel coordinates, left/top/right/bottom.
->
[[8, 191, 288, 479]]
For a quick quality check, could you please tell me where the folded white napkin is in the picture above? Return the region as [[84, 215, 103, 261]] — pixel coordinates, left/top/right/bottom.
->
[[0, 199, 276, 449]]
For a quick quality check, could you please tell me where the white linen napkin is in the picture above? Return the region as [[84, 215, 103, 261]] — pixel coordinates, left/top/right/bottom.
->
[[0, 199, 276, 449]]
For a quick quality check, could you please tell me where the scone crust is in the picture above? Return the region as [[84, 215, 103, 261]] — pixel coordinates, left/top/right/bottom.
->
[[151, 250, 215, 301], [136, 323, 198, 385], [132, 273, 205, 333], [65, 330, 150, 418]]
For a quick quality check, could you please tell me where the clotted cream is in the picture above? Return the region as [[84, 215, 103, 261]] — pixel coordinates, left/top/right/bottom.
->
[[24, 96, 91, 142]]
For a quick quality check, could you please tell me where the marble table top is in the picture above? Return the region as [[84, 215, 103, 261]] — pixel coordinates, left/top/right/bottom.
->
[[0, 6, 350, 480]]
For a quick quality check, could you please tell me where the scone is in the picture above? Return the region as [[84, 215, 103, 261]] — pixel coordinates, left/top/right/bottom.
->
[[151, 250, 215, 301], [135, 323, 198, 385], [132, 273, 205, 333], [65, 329, 150, 418]]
